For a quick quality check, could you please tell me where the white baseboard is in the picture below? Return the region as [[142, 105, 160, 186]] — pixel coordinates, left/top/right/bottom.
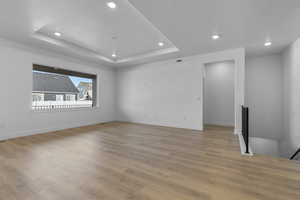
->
[[238, 133, 253, 156], [116, 119, 203, 131], [234, 128, 241, 135], [0, 120, 114, 141]]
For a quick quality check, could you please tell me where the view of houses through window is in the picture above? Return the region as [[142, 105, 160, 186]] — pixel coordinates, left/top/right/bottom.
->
[[32, 65, 96, 110]]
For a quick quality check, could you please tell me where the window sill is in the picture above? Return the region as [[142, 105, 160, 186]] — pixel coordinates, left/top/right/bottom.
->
[[31, 106, 100, 113]]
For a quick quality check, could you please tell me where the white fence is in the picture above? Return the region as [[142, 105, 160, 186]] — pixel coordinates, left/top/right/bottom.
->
[[32, 101, 93, 110]]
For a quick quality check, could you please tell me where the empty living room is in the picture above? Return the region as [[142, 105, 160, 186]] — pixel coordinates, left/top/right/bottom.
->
[[1, 0, 300, 199]]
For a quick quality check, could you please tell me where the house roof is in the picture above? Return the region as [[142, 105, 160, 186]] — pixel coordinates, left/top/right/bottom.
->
[[33, 72, 79, 93]]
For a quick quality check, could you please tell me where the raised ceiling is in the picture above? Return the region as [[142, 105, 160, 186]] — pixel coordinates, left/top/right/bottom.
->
[[0, 0, 300, 66], [0, 0, 178, 66], [129, 0, 300, 58]]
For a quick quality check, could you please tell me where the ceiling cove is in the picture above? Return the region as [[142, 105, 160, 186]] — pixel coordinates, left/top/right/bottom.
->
[[30, 0, 179, 65]]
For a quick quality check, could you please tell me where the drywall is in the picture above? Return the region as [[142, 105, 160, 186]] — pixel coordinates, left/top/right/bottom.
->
[[280, 37, 300, 158], [245, 54, 283, 140], [0, 43, 244, 139], [116, 48, 245, 131], [0, 39, 116, 140], [116, 58, 204, 130], [204, 61, 235, 127], [250, 137, 279, 157]]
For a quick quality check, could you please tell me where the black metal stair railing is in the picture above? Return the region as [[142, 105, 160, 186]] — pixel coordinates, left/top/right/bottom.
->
[[290, 148, 300, 160], [241, 106, 249, 154]]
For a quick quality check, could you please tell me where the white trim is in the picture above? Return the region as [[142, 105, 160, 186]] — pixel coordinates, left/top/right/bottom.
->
[[32, 33, 115, 63], [199, 48, 245, 135], [0, 120, 112, 141], [32, 31, 179, 65], [234, 128, 242, 135], [238, 133, 253, 156], [0, 37, 114, 71], [116, 47, 179, 63]]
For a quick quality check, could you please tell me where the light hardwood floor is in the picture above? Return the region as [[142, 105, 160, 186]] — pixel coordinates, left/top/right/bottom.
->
[[0, 122, 299, 200]]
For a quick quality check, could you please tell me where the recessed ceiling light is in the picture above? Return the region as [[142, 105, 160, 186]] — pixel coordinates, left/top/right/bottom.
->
[[107, 2, 117, 9], [158, 42, 164, 47], [54, 32, 61, 37], [112, 53, 117, 58], [212, 34, 220, 40], [264, 41, 272, 47]]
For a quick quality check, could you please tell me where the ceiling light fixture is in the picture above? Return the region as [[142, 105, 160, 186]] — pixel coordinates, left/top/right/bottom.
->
[[264, 41, 272, 47], [158, 42, 164, 47], [107, 2, 117, 9], [112, 53, 117, 58], [211, 34, 220, 40], [54, 32, 62, 37]]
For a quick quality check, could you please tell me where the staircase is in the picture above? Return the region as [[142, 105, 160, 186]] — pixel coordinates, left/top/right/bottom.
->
[[290, 148, 300, 160]]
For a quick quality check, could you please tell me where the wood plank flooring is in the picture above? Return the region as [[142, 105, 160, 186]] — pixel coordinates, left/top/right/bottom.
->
[[0, 122, 299, 200]]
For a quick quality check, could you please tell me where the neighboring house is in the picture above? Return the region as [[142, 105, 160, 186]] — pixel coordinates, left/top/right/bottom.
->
[[77, 82, 92, 100], [32, 72, 79, 101]]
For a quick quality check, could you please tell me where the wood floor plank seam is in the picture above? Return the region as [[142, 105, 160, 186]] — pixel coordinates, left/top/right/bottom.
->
[[0, 122, 299, 200]]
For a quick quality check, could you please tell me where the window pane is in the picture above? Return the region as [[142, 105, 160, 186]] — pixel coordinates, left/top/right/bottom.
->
[[32, 65, 96, 110], [55, 95, 64, 101], [32, 93, 44, 102], [66, 94, 76, 101]]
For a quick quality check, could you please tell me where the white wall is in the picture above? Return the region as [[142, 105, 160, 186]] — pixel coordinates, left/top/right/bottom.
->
[[0, 43, 245, 140], [204, 61, 235, 127], [116, 58, 204, 130], [280, 37, 300, 158], [245, 54, 283, 140], [0, 40, 116, 140], [250, 137, 279, 157], [116, 48, 245, 131]]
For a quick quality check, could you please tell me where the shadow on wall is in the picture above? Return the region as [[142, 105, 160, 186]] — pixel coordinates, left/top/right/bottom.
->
[[250, 137, 279, 157], [203, 60, 235, 127]]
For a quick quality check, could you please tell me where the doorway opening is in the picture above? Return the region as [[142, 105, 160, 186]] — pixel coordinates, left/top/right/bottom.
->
[[203, 60, 235, 131]]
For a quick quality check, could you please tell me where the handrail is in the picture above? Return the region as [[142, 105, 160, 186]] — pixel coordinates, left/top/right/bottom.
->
[[241, 106, 249, 154], [290, 148, 300, 160]]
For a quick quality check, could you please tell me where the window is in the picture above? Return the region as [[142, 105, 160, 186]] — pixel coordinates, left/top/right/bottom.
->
[[56, 95, 64, 101], [66, 94, 76, 101], [32, 93, 44, 102], [32, 64, 97, 110]]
